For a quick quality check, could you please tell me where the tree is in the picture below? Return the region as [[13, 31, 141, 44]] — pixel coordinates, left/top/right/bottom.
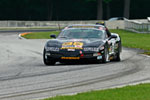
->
[[47, 0, 53, 20], [124, 0, 130, 19], [103, 0, 112, 19], [86, 0, 103, 20], [97, 0, 103, 20]]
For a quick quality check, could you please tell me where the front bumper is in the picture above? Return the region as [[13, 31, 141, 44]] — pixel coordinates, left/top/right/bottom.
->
[[45, 49, 103, 61]]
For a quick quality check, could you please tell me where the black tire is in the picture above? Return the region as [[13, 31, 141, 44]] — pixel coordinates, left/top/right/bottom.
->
[[102, 45, 109, 63], [115, 52, 121, 61], [43, 49, 56, 65], [114, 42, 121, 61]]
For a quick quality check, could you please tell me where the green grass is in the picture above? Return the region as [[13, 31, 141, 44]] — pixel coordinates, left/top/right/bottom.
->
[[43, 83, 150, 100], [110, 29, 150, 55], [143, 52, 150, 56], [23, 31, 60, 39], [110, 29, 150, 51]]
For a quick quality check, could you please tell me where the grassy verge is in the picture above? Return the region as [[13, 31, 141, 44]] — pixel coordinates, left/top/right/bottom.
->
[[110, 29, 150, 51], [143, 52, 150, 56], [110, 29, 150, 55], [43, 83, 150, 100], [22, 31, 60, 39]]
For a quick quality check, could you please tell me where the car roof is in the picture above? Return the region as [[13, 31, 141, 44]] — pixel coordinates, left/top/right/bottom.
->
[[65, 24, 105, 30], [67, 24, 105, 27]]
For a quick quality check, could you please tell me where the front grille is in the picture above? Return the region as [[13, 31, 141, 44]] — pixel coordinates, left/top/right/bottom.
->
[[50, 51, 79, 57], [83, 53, 93, 57], [51, 53, 62, 56]]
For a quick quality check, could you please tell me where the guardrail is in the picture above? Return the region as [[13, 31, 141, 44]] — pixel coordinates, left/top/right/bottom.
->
[[0, 20, 125, 29], [125, 20, 150, 33], [0, 21, 101, 28], [1, 20, 150, 33]]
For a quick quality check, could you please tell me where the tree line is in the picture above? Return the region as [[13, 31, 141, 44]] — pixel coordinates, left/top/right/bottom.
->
[[0, 0, 149, 21]]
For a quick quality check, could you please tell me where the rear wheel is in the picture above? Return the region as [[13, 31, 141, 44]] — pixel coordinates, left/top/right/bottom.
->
[[43, 49, 56, 65], [115, 52, 121, 61], [114, 42, 121, 61]]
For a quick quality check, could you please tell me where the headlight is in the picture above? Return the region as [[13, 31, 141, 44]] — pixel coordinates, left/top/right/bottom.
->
[[47, 42, 61, 47], [46, 47, 60, 52], [99, 46, 104, 50]]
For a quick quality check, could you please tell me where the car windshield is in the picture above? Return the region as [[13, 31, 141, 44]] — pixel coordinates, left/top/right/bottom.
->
[[58, 29, 105, 39]]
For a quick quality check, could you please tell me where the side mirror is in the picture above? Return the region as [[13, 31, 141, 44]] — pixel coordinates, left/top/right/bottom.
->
[[50, 34, 56, 38], [108, 35, 117, 40]]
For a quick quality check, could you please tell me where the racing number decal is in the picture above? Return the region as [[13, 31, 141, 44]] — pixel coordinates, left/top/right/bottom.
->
[[73, 42, 83, 48], [61, 42, 83, 49], [62, 42, 73, 46]]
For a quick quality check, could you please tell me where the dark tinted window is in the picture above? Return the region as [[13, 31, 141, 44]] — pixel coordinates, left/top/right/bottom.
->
[[58, 29, 105, 39]]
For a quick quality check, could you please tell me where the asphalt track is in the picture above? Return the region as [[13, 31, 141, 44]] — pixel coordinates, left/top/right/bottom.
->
[[0, 32, 150, 100]]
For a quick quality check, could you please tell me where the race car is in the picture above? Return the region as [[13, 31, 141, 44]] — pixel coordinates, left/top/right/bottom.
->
[[43, 24, 122, 65]]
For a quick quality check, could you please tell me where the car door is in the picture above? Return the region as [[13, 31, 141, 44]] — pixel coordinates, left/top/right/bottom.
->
[[108, 37, 116, 55], [105, 31, 117, 55]]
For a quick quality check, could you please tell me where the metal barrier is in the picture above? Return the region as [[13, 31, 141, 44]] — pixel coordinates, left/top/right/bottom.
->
[[125, 20, 150, 33], [0, 21, 101, 28], [0, 20, 125, 29]]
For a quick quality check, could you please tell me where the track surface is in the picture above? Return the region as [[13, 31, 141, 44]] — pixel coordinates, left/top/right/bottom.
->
[[0, 32, 150, 100]]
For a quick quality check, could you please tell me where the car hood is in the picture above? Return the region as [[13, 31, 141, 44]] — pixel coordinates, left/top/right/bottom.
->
[[46, 38, 105, 48]]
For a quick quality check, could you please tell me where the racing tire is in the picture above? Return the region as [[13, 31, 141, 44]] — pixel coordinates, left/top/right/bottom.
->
[[115, 51, 121, 61], [114, 42, 121, 61], [43, 49, 56, 65], [102, 45, 109, 63]]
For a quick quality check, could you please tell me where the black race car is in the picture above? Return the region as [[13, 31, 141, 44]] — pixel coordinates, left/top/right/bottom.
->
[[43, 24, 122, 65]]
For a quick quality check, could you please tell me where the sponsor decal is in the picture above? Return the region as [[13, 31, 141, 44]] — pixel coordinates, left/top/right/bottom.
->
[[67, 49, 75, 51], [62, 42, 73, 46], [109, 56, 114, 60], [46, 47, 59, 51], [115, 44, 119, 49], [62, 47, 83, 49], [84, 48, 99, 52], [61, 42, 83, 49], [61, 57, 80, 60], [109, 47, 112, 52]]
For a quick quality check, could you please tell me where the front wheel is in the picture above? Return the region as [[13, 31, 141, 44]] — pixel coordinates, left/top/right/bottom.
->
[[43, 49, 56, 65], [102, 46, 109, 63]]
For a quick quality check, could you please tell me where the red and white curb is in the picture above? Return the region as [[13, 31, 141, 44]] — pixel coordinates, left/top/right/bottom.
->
[[18, 32, 31, 39]]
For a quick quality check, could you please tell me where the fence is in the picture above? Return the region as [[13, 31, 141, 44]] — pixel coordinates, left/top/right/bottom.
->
[[0, 20, 125, 29], [125, 20, 150, 33], [1, 20, 150, 33], [0, 21, 101, 28]]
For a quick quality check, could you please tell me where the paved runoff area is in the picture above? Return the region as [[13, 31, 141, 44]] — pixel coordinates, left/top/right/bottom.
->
[[0, 32, 150, 100]]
